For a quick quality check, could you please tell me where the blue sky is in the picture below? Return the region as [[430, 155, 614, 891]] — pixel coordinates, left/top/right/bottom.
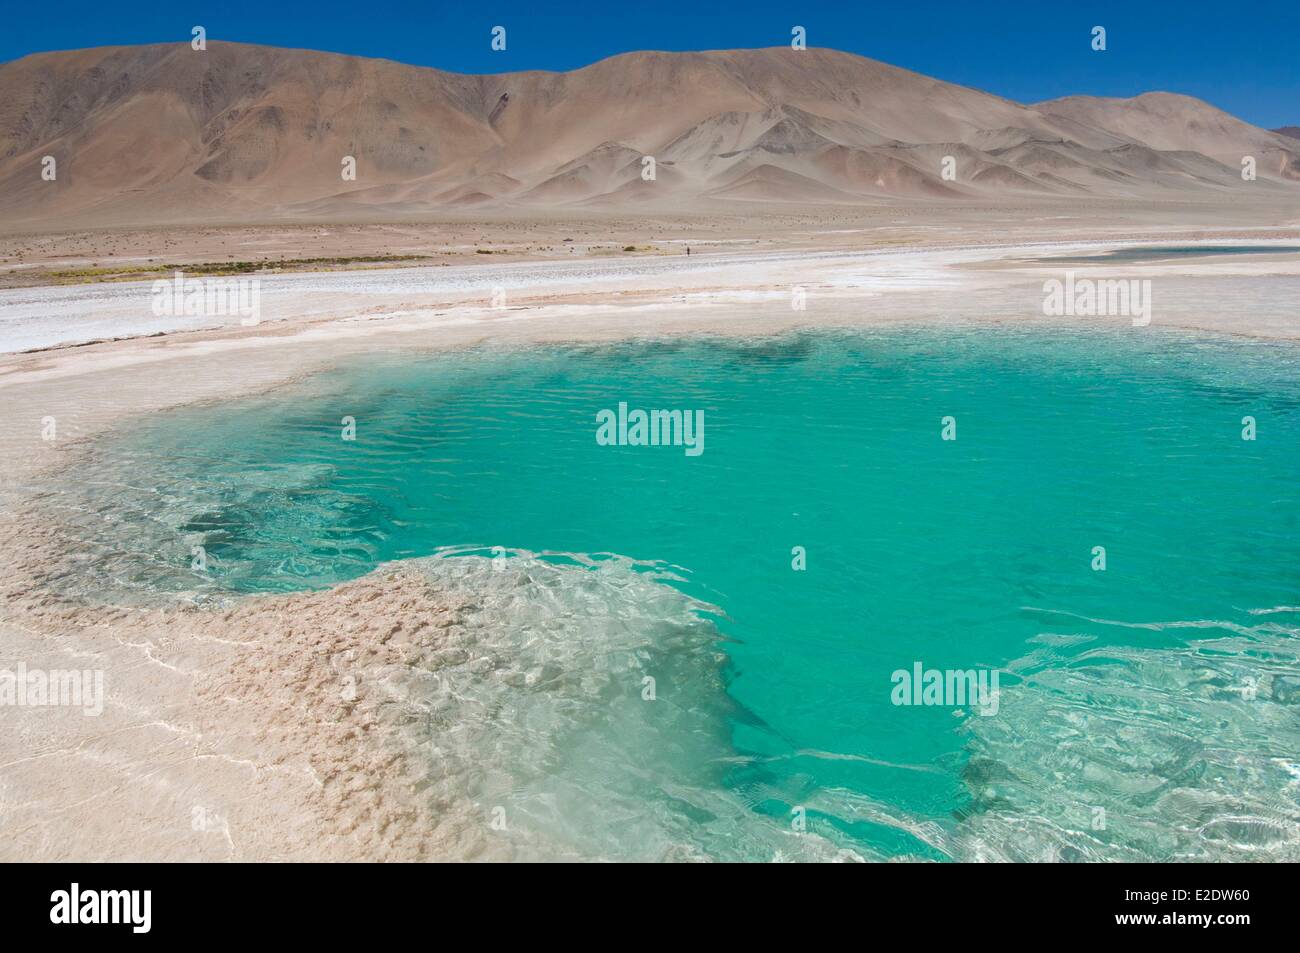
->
[[5, 1, 1298, 128]]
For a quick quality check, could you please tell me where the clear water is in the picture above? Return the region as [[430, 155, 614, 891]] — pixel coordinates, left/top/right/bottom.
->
[[39, 326, 1300, 861]]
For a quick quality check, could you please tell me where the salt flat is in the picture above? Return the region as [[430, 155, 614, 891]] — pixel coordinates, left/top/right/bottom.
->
[[4, 236, 1299, 353]]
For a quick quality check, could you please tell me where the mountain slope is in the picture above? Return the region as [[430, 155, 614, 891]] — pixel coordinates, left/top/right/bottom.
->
[[1035, 92, 1300, 180], [1, 42, 1296, 227]]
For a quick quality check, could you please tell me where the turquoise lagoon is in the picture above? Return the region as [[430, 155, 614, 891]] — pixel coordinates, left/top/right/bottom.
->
[[45, 326, 1300, 861]]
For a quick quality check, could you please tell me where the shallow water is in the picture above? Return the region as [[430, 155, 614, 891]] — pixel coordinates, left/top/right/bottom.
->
[[36, 326, 1300, 860], [1031, 244, 1300, 264]]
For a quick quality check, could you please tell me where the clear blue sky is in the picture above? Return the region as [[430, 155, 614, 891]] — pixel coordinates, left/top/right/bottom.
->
[[5, 1, 1298, 128]]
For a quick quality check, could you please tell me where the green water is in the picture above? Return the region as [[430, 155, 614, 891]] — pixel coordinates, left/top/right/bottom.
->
[[46, 326, 1300, 861]]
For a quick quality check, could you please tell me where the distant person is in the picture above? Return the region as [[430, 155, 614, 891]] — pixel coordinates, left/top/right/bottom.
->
[[686, 245, 691, 256]]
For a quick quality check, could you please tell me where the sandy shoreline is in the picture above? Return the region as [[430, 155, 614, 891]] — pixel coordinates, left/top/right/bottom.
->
[[2, 228, 1299, 860]]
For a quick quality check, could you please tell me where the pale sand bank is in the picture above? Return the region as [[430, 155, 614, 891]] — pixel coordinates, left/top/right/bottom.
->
[[2, 234, 1298, 860]]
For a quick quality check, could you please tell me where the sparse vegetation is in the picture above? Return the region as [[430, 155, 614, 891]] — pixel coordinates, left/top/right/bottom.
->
[[43, 254, 430, 284]]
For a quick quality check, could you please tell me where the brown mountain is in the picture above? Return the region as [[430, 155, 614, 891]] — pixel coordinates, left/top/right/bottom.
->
[[1274, 126, 1300, 140], [2, 42, 1298, 228]]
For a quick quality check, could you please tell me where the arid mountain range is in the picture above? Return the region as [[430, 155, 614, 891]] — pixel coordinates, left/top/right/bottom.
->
[[2, 42, 1298, 228]]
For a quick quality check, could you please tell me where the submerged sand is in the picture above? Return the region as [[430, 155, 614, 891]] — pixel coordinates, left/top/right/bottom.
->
[[2, 227, 1298, 860]]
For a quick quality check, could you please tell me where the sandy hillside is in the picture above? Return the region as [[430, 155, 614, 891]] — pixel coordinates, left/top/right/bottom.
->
[[2, 43, 1299, 229]]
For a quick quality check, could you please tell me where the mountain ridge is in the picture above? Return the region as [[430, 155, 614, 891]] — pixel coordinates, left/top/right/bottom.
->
[[2, 42, 1297, 227]]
